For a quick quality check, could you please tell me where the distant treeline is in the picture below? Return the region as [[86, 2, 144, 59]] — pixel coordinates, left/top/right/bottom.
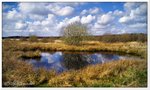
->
[[3, 33, 147, 43], [90, 33, 147, 42], [2, 36, 60, 39]]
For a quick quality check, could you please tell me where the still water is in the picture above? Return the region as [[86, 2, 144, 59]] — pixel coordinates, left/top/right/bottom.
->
[[25, 51, 141, 73]]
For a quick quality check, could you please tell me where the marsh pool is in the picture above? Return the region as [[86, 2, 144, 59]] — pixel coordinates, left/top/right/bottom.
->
[[25, 51, 142, 73]]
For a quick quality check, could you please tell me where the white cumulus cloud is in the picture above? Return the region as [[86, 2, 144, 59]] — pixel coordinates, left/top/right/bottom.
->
[[15, 22, 27, 30], [97, 13, 114, 25], [47, 5, 74, 16], [119, 3, 147, 24], [2, 2, 147, 37], [119, 2, 147, 30], [89, 7, 99, 14], [80, 7, 100, 15], [55, 6, 74, 16], [81, 15, 95, 24]]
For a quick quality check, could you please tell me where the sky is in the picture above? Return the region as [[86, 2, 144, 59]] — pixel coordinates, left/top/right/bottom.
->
[[2, 2, 147, 37]]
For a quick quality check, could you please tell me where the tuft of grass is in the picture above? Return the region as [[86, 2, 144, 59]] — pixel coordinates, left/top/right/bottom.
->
[[20, 50, 41, 59]]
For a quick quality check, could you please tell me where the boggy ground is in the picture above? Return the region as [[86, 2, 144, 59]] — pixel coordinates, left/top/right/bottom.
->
[[2, 39, 147, 87]]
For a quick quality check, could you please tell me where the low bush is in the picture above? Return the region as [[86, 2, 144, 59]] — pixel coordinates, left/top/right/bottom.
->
[[28, 35, 38, 42]]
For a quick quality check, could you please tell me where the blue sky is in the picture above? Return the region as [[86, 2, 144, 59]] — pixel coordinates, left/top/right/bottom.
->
[[2, 2, 147, 37]]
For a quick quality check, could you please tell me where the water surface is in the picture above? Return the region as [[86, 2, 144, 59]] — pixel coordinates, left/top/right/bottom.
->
[[26, 51, 142, 73]]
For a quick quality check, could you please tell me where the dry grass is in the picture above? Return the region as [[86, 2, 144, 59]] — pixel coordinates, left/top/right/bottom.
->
[[2, 40, 56, 87], [2, 39, 147, 87], [48, 60, 147, 87], [2, 57, 56, 87], [6, 40, 146, 58]]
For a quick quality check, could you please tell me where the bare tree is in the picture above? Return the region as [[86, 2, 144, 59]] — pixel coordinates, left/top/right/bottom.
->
[[62, 22, 88, 45]]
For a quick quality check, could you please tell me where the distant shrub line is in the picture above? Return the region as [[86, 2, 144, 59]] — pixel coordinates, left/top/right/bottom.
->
[[17, 33, 147, 43], [90, 33, 147, 43]]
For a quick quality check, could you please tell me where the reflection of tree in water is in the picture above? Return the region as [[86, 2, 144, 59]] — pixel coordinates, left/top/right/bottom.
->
[[101, 54, 119, 61], [62, 53, 90, 70]]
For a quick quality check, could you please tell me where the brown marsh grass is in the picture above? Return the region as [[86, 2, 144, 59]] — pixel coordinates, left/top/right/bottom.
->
[[2, 39, 147, 87]]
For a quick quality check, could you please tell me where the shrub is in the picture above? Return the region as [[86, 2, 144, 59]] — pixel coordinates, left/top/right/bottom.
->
[[62, 22, 88, 45], [21, 37, 27, 41], [41, 38, 49, 43], [28, 35, 38, 42]]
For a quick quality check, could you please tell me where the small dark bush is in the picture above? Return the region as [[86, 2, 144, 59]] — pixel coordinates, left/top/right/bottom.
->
[[28, 35, 38, 42]]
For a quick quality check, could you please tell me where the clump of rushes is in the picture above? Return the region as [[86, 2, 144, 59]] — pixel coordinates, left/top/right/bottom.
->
[[21, 50, 41, 59], [2, 59, 36, 87], [35, 68, 56, 86]]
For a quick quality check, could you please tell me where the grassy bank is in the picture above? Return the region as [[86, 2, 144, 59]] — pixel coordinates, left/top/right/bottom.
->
[[48, 60, 147, 87], [3, 39, 147, 58], [2, 39, 147, 87]]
